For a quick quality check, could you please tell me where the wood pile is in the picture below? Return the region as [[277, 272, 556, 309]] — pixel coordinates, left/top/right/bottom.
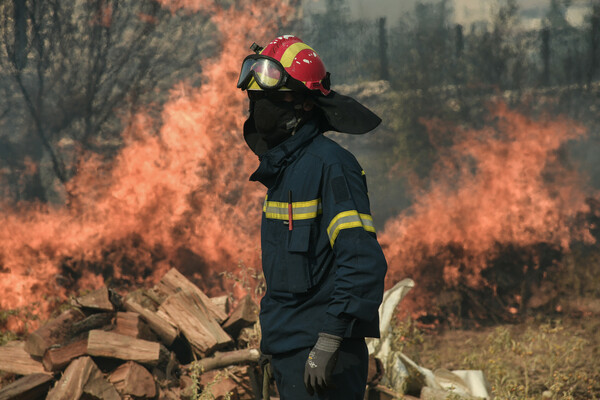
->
[[0, 268, 262, 400]]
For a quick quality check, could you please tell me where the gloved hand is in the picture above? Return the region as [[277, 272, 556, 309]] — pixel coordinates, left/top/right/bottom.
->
[[303, 333, 342, 395]]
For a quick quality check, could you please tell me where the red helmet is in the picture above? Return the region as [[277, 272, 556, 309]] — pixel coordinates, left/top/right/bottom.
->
[[237, 35, 331, 96]]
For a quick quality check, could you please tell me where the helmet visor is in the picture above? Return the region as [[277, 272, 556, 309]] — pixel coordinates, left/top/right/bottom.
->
[[237, 55, 286, 90]]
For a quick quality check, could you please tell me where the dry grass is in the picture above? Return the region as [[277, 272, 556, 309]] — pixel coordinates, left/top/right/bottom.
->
[[393, 309, 600, 399]]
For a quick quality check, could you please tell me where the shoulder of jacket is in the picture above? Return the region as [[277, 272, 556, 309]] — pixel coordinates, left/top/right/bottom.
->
[[305, 135, 359, 168]]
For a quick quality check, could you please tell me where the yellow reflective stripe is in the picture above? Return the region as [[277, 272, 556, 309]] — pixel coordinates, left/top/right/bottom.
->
[[263, 198, 322, 220], [327, 210, 375, 247], [280, 42, 313, 68], [361, 170, 366, 176], [265, 210, 321, 220], [266, 199, 320, 209]]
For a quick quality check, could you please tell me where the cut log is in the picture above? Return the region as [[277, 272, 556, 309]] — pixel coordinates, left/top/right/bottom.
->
[[46, 356, 120, 400], [124, 297, 178, 346], [108, 361, 157, 398], [126, 288, 161, 309], [156, 268, 227, 323], [210, 295, 231, 316], [222, 295, 258, 338], [36, 313, 113, 373], [25, 308, 85, 357], [42, 338, 88, 372], [0, 373, 53, 400], [71, 286, 114, 311], [225, 365, 261, 400], [86, 330, 164, 366], [159, 291, 232, 356], [114, 311, 141, 337], [145, 287, 168, 305], [186, 348, 260, 373], [113, 311, 157, 341], [197, 370, 240, 400], [71, 312, 114, 334], [179, 375, 195, 400], [0, 341, 46, 375]]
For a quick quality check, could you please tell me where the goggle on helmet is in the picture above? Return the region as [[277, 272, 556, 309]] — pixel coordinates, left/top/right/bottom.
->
[[237, 35, 331, 96]]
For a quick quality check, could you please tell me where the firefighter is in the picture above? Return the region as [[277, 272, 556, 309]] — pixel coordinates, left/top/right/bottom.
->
[[237, 35, 388, 399]]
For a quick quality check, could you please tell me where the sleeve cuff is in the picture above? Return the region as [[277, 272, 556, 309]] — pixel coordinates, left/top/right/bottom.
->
[[321, 313, 353, 337]]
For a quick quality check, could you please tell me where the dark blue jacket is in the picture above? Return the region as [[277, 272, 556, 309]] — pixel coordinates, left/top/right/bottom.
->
[[250, 119, 387, 355]]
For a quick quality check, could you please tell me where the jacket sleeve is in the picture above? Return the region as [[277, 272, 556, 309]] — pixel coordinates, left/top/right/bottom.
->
[[320, 161, 388, 337]]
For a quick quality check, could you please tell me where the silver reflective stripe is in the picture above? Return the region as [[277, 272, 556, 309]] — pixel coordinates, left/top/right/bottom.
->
[[327, 210, 375, 247], [263, 196, 322, 220]]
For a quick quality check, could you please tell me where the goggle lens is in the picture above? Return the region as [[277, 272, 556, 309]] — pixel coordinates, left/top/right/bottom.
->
[[237, 56, 285, 90], [251, 59, 282, 88]]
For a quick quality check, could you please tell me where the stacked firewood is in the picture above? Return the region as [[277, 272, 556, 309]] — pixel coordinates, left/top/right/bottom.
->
[[0, 268, 262, 400]]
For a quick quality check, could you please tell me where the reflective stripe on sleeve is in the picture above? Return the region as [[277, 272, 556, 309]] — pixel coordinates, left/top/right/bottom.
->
[[263, 196, 322, 220], [326, 210, 376, 247]]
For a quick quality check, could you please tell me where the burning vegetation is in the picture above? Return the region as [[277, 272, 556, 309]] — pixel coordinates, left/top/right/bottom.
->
[[0, 0, 296, 333], [380, 102, 597, 327]]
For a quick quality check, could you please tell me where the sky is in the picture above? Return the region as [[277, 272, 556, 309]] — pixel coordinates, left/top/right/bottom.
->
[[303, 0, 593, 28]]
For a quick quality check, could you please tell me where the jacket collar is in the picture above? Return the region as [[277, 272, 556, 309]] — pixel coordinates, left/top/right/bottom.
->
[[249, 119, 320, 187]]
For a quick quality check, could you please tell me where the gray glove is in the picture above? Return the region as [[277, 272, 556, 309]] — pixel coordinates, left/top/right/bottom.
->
[[303, 333, 342, 395]]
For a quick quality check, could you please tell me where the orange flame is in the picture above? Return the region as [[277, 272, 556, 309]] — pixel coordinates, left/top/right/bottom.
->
[[0, 0, 294, 333], [380, 102, 596, 321], [2, 1, 594, 333]]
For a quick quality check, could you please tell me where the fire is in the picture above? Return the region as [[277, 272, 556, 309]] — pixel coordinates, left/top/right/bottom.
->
[[0, 0, 294, 333], [380, 102, 596, 323], [1, 0, 594, 334]]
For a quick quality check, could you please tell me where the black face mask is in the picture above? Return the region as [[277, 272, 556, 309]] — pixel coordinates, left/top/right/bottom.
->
[[253, 97, 300, 149]]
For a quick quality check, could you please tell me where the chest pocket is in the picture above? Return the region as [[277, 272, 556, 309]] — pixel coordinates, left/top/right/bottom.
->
[[284, 224, 313, 293], [262, 195, 323, 294]]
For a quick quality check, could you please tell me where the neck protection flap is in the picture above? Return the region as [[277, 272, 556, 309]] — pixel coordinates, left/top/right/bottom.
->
[[312, 90, 381, 134]]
